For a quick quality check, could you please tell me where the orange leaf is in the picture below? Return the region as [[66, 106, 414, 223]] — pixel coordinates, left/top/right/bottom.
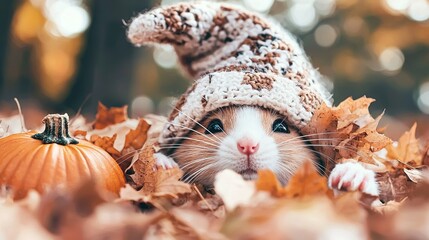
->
[[93, 102, 128, 130], [255, 161, 331, 199], [255, 170, 286, 197], [284, 161, 332, 198], [90, 134, 121, 157], [124, 119, 151, 150], [386, 123, 423, 165]]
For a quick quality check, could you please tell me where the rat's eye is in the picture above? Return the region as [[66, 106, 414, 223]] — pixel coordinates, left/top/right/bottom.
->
[[205, 119, 224, 134], [272, 119, 290, 133]]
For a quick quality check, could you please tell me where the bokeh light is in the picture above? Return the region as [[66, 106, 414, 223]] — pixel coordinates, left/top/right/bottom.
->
[[407, 0, 429, 22], [153, 45, 178, 69], [378, 47, 405, 73], [314, 24, 337, 47], [243, 0, 275, 13], [288, 2, 318, 30], [43, 0, 90, 38], [131, 95, 155, 117], [417, 82, 429, 114]]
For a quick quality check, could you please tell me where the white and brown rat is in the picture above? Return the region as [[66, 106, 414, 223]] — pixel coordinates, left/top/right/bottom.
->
[[154, 106, 379, 196], [127, 2, 379, 196]]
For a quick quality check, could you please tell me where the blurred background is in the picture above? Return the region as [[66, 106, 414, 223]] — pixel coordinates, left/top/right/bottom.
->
[[1, 0, 429, 138]]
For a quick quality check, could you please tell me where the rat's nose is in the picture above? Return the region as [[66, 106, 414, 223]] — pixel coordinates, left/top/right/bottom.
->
[[237, 138, 259, 155]]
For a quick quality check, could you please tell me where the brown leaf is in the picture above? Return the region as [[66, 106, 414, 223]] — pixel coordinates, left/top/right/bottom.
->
[[90, 134, 121, 157], [376, 169, 417, 202], [386, 123, 423, 165], [303, 97, 391, 173], [127, 140, 157, 190], [255, 170, 286, 197], [121, 150, 191, 207], [283, 161, 332, 198], [335, 97, 375, 129], [124, 119, 150, 150], [93, 102, 128, 130]]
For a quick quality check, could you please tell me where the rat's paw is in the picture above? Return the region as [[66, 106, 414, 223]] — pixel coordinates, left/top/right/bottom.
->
[[153, 153, 178, 171], [328, 162, 379, 196]]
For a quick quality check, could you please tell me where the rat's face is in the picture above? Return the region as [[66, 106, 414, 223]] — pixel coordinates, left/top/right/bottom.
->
[[170, 106, 315, 186]]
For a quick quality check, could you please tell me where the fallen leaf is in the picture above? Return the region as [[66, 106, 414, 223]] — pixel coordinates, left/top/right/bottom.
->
[[283, 161, 332, 198], [255, 170, 286, 197], [386, 123, 423, 165], [92, 102, 128, 130], [376, 169, 417, 202], [124, 119, 151, 150], [403, 168, 425, 183], [90, 134, 121, 157], [214, 169, 256, 211], [303, 97, 391, 173]]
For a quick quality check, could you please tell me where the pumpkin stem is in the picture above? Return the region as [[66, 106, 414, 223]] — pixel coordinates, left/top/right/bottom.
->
[[32, 114, 79, 145]]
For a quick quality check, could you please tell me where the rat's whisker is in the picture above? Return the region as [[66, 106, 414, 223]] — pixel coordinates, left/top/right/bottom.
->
[[171, 107, 223, 143], [179, 157, 216, 170], [153, 116, 221, 145], [161, 144, 218, 151], [183, 161, 217, 183], [162, 136, 219, 148]]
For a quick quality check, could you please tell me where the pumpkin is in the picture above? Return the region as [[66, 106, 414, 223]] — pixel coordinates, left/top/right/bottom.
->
[[0, 113, 125, 200]]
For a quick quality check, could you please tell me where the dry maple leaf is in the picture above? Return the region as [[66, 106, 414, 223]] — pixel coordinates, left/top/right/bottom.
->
[[126, 139, 157, 190], [92, 102, 128, 130], [90, 134, 121, 157], [255, 170, 286, 197], [376, 169, 417, 202], [283, 160, 332, 198], [303, 97, 391, 173], [385, 123, 423, 166], [120, 168, 192, 209], [255, 161, 331, 199], [124, 119, 150, 150], [76, 103, 152, 170]]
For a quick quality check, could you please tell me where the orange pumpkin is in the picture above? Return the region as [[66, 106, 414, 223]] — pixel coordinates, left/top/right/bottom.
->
[[0, 114, 125, 200]]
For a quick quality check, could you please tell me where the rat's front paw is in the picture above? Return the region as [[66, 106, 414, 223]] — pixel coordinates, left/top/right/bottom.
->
[[328, 162, 379, 196], [153, 152, 178, 171]]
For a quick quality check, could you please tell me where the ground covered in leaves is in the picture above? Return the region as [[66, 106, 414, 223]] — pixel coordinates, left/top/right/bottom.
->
[[1, 97, 429, 239]]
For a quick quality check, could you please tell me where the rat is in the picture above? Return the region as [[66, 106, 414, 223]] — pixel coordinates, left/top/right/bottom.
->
[[127, 2, 379, 196]]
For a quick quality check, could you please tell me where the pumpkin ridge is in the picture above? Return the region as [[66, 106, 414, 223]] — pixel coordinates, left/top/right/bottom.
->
[[71, 144, 95, 184], [35, 143, 55, 195], [77, 142, 125, 192], [14, 143, 51, 199], [0, 138, 38, 181], [64, 144, 90, 186], [94, 147, 125, 191]]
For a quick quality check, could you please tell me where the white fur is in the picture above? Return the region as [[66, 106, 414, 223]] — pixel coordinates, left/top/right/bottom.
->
[[328, 162, 379, 196], [154, 152, 178, 170], [217, 107, 280, 180]]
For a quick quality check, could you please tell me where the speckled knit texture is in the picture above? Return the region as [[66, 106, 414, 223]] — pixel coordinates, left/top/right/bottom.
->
[[127, 2, 333, 144]]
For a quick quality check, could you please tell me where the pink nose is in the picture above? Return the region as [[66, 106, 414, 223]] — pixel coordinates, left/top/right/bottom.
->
[[237, 138, 259, 155]]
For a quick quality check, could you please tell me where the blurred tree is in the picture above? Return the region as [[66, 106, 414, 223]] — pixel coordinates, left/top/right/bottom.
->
[[62, 0, 153, 113], [0, 0, 19, 91]]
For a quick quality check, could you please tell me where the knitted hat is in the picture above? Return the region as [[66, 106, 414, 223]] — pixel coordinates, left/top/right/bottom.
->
[[127, 2, 332, 144]]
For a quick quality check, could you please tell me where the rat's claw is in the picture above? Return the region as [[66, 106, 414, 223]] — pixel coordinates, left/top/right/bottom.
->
[[153, 152, 178, 171], [328, 162, 379, 196]]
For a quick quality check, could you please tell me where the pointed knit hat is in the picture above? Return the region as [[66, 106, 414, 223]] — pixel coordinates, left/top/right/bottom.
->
[[127, 2, 332, 144]]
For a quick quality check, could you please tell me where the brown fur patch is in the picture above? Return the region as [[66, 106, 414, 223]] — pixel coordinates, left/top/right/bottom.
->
[[241, 73, 276, 91]]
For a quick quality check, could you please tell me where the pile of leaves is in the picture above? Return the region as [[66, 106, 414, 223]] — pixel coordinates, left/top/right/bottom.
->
[[1, 98, 429, 239]]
